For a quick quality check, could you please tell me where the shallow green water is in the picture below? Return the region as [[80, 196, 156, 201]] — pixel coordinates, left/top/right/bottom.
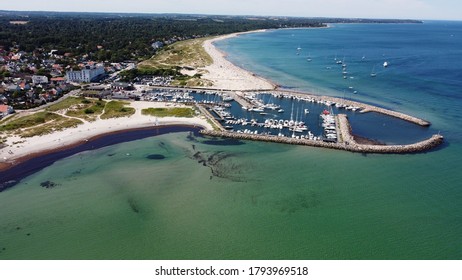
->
[[1, 132, 460, 259]]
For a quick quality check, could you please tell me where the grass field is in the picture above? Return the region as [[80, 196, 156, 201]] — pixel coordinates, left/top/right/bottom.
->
[[0, 97, 139, 138], [47, 97, 107, 122], [139, 37, 213, 70], [0, 111, 83, 137], [141, 107, 196, 118], [138, 37, 214, 87], [100, 101, 135, 119]]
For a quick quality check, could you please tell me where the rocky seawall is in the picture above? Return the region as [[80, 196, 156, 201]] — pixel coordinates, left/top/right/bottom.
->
[[200, 114, 443, 154]]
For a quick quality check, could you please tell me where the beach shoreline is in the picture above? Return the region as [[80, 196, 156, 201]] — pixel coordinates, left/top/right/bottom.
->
[[0, 124, 202, 172], [0, 101, 212, 171], [0, 125, 202, 191], [200, 30, 278, 91]]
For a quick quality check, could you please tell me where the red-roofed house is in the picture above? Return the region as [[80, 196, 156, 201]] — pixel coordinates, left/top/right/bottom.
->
[[51, 77, 66, 85], [19, 81, 30, 91], [0, 104, 14, 116]]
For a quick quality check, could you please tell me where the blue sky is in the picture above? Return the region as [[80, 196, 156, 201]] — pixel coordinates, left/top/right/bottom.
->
[[2, 0, 461, 20]]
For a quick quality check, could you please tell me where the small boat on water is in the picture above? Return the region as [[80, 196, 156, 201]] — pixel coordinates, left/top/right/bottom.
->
[[304, 109, 310, 114], [251, 107, 264, 112], [222, 94, 234, 102], [383, 61, 389, 67], [371, 65, 377, 77]]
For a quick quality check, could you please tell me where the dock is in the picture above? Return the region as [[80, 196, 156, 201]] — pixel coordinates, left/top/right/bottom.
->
[[195, 105, 225, 131], [229, 91, 254, 109]]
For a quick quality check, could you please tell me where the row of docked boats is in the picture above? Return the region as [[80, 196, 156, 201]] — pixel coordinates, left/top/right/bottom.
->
[[223, 116, 321, 141], [244, 92, 361, 112], [224, 118, 309, 131], [233, 129, 320, 141], [211, 105, 233, 120], [334, 102, 361, 111], [242, 106, 285, 113], [321, 110, 338, 142], [233, 127, 320, 141]]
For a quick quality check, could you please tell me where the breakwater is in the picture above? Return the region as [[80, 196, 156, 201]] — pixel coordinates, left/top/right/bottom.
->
[[199, 114, 443, 154], [335, 114, 443, 153], [319, 95, 430, 126]]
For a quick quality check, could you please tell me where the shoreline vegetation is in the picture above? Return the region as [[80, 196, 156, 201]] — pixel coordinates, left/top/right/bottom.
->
[[0, 26, 444, 189]]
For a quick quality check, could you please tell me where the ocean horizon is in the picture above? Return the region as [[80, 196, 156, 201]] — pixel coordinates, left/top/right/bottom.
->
[[1, 22, 461, 260]]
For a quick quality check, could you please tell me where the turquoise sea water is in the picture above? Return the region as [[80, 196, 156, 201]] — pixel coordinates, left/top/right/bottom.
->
[[1, 22, 461, 259]]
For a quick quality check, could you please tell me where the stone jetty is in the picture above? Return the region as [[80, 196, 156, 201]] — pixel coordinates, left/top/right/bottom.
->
[[359, 107, 430, 126], [199, 114, 443, 154], [335, 114, 442, 153]]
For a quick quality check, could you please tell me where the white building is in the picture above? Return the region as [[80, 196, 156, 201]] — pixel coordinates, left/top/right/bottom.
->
[[66, 65, 105, 83], [32, 75, 49, 85]]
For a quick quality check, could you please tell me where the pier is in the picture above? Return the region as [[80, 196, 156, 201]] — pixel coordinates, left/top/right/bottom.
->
[[195, 105, 225, 131], [229, 91, 254, 109]]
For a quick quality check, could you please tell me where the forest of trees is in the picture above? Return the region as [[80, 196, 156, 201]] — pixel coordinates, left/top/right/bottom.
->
[[0, 11, 421, 62], [0, 12, 327, 62]]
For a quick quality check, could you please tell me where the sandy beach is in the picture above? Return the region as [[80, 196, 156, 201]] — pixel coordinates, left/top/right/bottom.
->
[[0, 101, 212, 168], [201, 30, 276, 91]]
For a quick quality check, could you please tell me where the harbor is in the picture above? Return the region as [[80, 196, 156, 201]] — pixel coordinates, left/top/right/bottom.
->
[[133, 86, 443, 153], [200, 117, 443, 155]]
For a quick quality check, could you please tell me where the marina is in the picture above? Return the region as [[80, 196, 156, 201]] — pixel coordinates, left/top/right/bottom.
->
[[132, 85, 441, 154]]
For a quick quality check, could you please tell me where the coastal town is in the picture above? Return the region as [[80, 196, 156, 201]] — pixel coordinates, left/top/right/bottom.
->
[[0, 27, 444, 175]]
